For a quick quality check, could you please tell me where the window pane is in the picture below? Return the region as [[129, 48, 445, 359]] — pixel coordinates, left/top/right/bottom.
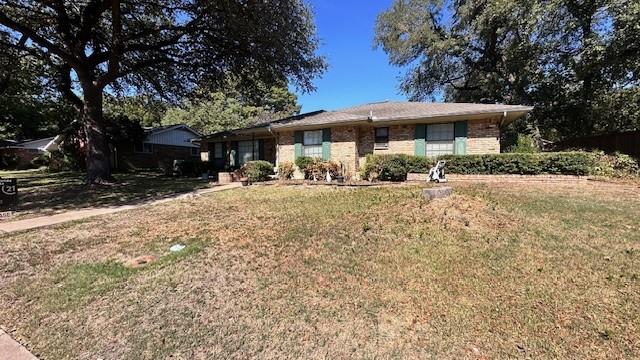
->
[[426, 141, 454, 157], [143, 143, 153, 153], [253, 140, 260, 160], [213, 143, 223, 158], [375, 127, 388, 137], [426, 123, 454, 141], [303, 130, 322, 145], [238, 141, 255, 165], [375, 127, 389, 147], [303, 145, 323, 158]]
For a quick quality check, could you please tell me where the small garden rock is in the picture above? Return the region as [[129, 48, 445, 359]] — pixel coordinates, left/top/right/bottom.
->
[[422, 187, 453, 201]]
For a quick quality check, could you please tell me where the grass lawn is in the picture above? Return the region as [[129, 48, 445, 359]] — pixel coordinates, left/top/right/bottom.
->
[[0, 169, 211, 221], [0, 181, 639, 358]]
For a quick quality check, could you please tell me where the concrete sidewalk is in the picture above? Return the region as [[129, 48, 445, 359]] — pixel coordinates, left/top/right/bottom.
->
[[0, 183, 241, 234], [0, 330, 37, 360]]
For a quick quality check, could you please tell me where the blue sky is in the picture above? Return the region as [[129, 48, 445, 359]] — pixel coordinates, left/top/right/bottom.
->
[[293, 0, 408, 112]]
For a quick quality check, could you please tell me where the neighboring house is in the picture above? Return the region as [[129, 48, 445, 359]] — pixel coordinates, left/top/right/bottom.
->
[[1, 136, 62, 168], [115, 124, 202, 170], [201, 101, 533, 177]]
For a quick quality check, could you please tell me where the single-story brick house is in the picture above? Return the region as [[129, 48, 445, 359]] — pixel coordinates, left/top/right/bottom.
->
[[200, 101, 533, 178], [1, 136, 62, 168], [115, 124, 201, 170]]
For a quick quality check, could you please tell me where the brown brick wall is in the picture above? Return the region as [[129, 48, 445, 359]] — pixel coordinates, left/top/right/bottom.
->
[[275, 118, 501, 177], [1, 148, 41, 168], [277, 131, 295, 165], [330, 126, 358, 176], [357, 124, 415, 169], [467, 119, 501, 154]]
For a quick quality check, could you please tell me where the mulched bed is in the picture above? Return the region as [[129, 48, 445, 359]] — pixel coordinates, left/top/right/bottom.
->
[[250, 179, 407, 187]]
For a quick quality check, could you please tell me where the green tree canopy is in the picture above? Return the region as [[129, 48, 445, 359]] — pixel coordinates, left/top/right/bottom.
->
[[161, 85, 301, 135], [375, 0, 640, 142], [0, 43, 76, 140], [0, 1, 325, 182]]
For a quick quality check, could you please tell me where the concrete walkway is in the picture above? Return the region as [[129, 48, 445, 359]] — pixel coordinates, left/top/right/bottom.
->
[[0, 330, 37, 360], [0, 183, 242, 234]]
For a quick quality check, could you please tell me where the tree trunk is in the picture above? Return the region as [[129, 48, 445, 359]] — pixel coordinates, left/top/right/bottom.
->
[[82, 86, 113, 183]]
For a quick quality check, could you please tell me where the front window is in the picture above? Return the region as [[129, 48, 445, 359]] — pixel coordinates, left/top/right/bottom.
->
[[426, 123, 454, 156], [375, 127, 389, 149], [303, 130, 323, 158], [238, 140, 260, 166], [191, 147, 199, 156], [135, 142, 153, 153], [212, 143, 224, 159]]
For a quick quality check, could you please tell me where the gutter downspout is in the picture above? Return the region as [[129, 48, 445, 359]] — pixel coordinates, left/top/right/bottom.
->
[[499, 111, 508, 128]]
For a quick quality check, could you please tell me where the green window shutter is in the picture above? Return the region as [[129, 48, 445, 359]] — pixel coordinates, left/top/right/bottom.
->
[[294, 131, 303, 159], [414, 124, 426, 156], [454, 121, 468, 155], [322, 128, 331, 160]]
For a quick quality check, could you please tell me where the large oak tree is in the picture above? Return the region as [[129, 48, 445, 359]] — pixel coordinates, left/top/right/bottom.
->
[[0, 0, 325, 182], [375, 0, 640, 142]]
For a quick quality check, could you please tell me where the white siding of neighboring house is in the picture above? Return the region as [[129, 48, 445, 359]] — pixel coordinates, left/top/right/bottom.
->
[[145, 128, 199, 148], [16, 137, 58, 152]]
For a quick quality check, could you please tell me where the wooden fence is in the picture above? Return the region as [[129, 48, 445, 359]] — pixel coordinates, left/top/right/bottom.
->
[[555, 130, 640, 159]]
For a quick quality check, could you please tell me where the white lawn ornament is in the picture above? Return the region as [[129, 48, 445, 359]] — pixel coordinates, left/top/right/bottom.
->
[[428, 160, 448, 183], [326, 171, 332, 183]]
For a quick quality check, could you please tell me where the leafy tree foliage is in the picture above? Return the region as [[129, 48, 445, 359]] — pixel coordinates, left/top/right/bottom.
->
[[104, 95, 167, 128], [0, 41, 75, 140], [375, 0, 640, 143], [0, 0, 325, 182], [161, 85, 301, 134]]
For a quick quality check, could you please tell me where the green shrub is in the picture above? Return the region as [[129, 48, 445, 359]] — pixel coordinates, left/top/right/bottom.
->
[[361, 154, 425, 181], [31, 153, 50, 168], [278, 161, 295, 180], [241, 160, 274, 182], [505, 134, 538, 153], [361, 152, 602, 180], [610, 152, 639, 176], [47, 150, 79, 172], [294, 156, 315, 172], [0, 152, 19, 170], [591, 152, 640, 177]]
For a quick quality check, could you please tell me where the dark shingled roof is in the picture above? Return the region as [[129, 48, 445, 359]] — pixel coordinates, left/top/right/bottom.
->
[[205, 101, 533, 137], [337, 101, 533, 120]]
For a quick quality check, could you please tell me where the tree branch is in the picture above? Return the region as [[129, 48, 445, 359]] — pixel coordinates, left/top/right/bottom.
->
[[96, 0, 121, 88], [0, 10, 78, 67], [58, 64, 84, 112]]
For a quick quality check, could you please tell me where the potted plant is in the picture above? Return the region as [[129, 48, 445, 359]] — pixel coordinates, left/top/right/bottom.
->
[[240, 176, 249, 186]]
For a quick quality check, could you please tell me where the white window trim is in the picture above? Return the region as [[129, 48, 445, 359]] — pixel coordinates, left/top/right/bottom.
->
[[303, 130, 323, 158], [425, 123, 455, 157], [374, 127, 389, 149]]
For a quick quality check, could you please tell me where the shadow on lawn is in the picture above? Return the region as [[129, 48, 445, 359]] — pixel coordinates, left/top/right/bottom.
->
[[2, 170, 210, 218]]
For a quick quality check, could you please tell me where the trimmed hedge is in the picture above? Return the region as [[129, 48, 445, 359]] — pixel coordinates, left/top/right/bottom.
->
[[361, 152, 608, 181], [241, 160, 275, 182]]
